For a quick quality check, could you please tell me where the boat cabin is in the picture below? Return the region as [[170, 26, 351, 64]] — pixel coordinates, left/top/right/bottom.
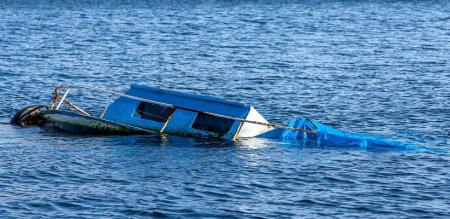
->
[[102, 84, 272, 139]]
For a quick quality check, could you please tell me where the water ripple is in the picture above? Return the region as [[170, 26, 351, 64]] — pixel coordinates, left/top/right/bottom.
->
[[0, 1, 450, 218]]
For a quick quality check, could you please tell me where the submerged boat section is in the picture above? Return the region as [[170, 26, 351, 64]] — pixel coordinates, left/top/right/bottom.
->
[[39, 110, 148, 135]]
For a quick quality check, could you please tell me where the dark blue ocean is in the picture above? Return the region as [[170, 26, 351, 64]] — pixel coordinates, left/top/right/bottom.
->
[[1, 1, 449, 218]]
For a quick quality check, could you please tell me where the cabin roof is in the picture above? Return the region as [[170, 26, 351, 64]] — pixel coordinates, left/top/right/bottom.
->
[[130, 84, 248, 107], [124, 84, 250, 118]]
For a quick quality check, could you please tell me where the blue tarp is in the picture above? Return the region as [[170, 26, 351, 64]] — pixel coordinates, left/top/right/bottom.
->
[[258, 118, 416, 151]]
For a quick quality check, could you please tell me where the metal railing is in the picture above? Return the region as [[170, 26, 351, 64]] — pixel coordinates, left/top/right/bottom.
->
[[50, 84, 318, 135]]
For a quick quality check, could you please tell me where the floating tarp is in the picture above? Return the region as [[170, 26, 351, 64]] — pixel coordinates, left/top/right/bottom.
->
[[257, 118, 416, 151]]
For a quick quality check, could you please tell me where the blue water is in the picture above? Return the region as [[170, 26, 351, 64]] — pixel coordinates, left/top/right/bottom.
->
[[1, 1, 449, 218]]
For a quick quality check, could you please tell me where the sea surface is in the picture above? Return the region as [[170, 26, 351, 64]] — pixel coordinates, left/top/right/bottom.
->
[[0, 1, 449, 218]]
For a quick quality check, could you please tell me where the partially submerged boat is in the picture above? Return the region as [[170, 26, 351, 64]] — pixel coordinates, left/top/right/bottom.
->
[[11, 84, 314, 139], [11, 84, 414, 150]]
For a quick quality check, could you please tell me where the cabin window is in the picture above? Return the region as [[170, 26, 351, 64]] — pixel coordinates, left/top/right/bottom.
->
[[135, 102, 175, 123], [192, 113, 235, 134]]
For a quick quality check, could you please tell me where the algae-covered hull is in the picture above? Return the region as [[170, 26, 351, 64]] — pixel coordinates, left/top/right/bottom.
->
[[39, 110, 147, 135]]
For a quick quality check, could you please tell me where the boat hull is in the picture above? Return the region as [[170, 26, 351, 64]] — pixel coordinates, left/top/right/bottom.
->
[[39, 110, 148, 135]]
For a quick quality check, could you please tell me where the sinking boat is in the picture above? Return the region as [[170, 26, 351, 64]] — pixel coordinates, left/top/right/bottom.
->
[[11, 84, 314, 139], [11, 84, 414, 150]]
